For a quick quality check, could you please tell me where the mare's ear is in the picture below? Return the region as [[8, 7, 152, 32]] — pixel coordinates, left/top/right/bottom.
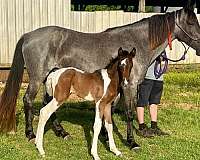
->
[[118, 47, 124, 57], [130, 47, 136, 57], [184, 0, 196, 11]]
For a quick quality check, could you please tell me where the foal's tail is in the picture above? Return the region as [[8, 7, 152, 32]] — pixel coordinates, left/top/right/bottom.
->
[[0, 37, 25, 133]]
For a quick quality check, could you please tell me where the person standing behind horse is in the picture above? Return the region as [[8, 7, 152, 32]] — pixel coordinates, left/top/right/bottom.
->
[[136, 50, 169, 137]]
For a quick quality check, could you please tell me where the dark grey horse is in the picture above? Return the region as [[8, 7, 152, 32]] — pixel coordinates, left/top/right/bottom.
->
[[0, 6, 200, 149]]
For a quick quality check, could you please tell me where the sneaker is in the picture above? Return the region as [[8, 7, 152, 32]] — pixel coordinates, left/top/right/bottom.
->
[[149, 127, 169, 136], [136, 125, 154, 138]]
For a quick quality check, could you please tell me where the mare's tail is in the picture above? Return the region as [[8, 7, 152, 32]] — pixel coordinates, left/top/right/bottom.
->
[[0, 37, 25, 133]]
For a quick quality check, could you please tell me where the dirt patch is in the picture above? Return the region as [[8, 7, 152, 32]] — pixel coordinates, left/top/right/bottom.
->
[[161, 102, 200, 110]]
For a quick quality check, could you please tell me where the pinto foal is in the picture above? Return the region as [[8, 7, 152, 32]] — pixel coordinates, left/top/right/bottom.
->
[[35, 47, 136, 159]]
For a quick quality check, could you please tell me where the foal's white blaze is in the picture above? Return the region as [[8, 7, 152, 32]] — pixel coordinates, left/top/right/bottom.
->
[[105, 121, 121, 156], [121, 58, 127, 65], [35, 98, 59, 156], [91, 69, 111, 160], [124, 78, 129, 86], [84, 92, 94, 101]]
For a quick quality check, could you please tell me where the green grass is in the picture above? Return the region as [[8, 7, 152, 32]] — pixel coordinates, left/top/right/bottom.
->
[[0, 71, 200, 160]]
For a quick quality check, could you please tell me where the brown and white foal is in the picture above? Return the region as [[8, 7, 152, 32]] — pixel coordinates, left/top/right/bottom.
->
[[35, 47, 136, 159]]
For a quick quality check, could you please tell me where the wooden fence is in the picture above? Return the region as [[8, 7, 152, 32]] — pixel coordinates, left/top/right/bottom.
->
[[0, 0, 200, 66]]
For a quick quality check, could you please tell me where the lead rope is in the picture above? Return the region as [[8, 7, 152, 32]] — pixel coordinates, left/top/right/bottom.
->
[[154, 42, 190, 79]]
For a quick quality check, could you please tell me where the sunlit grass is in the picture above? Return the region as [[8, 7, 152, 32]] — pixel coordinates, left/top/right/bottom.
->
[[0, 70, 200, 160]]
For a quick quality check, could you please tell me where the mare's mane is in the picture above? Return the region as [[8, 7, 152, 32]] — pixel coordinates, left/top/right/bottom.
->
[[149, 12, 175, 50], [105, 11, 175, 51]]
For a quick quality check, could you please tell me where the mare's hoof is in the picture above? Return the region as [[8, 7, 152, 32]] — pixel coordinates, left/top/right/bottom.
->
[[26, 131, 36, 142], [130, 142, 141, 151], [63, 133, 71, 140], [127, 139, 141, 150]]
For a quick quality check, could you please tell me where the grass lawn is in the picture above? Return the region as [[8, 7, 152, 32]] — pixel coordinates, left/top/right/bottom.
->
[[0, 70, 200, 160]]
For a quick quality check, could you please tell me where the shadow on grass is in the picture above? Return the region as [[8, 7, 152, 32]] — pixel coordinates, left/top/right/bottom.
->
[[33, 101, 128, 155]]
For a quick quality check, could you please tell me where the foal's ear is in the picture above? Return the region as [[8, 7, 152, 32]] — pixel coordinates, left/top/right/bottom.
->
[[130, 47, 136, 57], [118, 47, 124, 57]]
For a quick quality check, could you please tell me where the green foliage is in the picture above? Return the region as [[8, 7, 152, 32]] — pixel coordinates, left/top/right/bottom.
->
[[71, 5, 154, 12], [85, 5, 121, 11]]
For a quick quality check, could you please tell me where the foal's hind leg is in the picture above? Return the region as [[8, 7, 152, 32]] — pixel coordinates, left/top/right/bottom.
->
[[23, 80, 40, 140], [43, 92, 70, 139], [35, 98, 60, 156], [104, 104, 121, 156]]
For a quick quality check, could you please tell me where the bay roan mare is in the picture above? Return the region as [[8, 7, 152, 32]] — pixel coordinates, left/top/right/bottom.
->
[[0, 5, 200, 149], [35, 47, 136, 159]]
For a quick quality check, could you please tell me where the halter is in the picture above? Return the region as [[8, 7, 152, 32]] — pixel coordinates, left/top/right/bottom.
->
[[154, 10, 199, 79]]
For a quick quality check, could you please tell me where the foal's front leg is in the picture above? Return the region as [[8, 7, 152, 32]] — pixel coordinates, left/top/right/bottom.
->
[[91, 101, 103, 160], [35, 98, 60, 156]]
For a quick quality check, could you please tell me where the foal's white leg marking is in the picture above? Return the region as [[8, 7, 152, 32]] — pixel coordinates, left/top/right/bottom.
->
[[91, 69, 111, 160], [91, 101, 102, 160], [105, 121, 122, 156], [35, 98, 59, 156]]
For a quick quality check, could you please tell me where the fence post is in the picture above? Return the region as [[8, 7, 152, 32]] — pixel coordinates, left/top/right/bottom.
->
[[138, 0, 145, 13]]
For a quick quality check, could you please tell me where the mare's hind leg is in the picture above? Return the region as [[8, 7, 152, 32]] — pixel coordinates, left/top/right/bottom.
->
[[23, 80, 40, 140], [43, 92, 70, 139]]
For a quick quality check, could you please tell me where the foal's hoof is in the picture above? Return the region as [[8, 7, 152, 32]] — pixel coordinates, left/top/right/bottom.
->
[[29, 137, 36, 144], [8, 130, 16, 135]]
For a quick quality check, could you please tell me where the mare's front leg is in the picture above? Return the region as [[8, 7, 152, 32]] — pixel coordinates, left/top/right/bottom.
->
[[43, 92, 70, 139], [23, 80, 41, 141], [122, 85, 140, 149]]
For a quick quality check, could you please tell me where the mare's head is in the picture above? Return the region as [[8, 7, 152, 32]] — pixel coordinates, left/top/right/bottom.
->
[[117, 47, 136, 87], [149, 2, 200, 56], [174, 5, 200, 55]]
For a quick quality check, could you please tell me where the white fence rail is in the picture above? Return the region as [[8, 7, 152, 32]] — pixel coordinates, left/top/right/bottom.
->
[[0, 0, 200, 65]]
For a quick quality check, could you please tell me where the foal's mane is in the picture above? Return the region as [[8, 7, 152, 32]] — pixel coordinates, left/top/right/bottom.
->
[[149, 12, 175, 50]]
